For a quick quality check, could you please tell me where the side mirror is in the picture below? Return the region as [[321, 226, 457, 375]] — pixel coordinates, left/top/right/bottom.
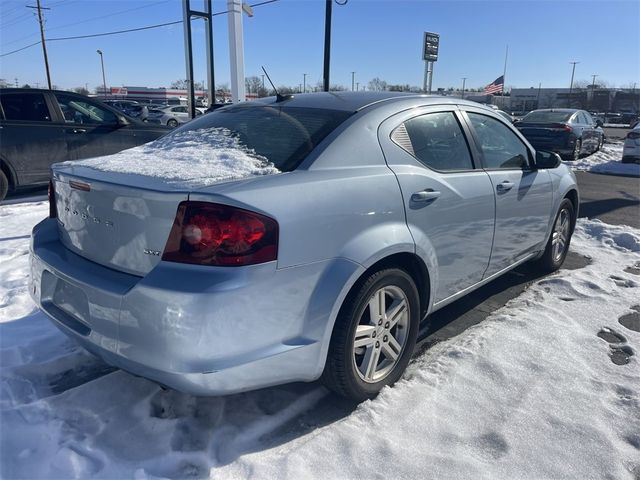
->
[[534, 150, 562, 169]]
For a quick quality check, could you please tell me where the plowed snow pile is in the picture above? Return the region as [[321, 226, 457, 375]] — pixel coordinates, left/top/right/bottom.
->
[[567, 141, 640, 177], [1, 202, 639, 479]]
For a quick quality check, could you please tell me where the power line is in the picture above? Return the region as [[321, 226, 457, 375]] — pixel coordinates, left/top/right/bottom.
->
[[48, 19, 183, 41], [0, 40, 40, 57], [1, 0, 281, 56]]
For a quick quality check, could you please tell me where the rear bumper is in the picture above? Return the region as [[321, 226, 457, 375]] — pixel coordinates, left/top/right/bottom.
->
[[524, 134, 576, 156], [29, 218, 361, 395]]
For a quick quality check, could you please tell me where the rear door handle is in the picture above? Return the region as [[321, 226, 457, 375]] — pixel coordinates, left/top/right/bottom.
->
[[496, 181, 514, 193], [411, 189, 441, 203], [69, 128, 86, 134]]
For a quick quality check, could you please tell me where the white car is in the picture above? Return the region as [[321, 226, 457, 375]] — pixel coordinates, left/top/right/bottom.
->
[[622, 124, 640, 164], [148, 105, 202, 128]]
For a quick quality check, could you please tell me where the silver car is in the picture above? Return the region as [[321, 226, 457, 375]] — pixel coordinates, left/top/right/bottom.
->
[[30, 93, 579, 401], [149, 105, 202, 128], [622, 123, 640, 164]]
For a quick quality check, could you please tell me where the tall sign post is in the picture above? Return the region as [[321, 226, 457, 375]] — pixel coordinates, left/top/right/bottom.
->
[[422, 32, 439, 94], [183, 0, 216, 118]]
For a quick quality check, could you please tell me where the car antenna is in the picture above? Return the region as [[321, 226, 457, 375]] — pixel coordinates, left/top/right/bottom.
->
[[261, 66, 294, 103]]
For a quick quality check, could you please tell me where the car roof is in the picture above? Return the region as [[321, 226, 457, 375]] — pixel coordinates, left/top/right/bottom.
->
[[238, 91, 488, 113], [528, 108, 580, 113]]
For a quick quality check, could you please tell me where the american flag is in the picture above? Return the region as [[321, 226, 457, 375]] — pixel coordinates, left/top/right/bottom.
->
[[484, 75, 504, 95]]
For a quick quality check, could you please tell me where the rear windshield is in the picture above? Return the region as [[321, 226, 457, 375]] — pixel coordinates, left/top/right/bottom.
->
[[521, 111, 573, 123], [175, 105, 353, 171]]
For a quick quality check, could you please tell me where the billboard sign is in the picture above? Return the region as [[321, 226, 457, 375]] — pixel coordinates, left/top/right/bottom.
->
[[423, 32, 439, 62]]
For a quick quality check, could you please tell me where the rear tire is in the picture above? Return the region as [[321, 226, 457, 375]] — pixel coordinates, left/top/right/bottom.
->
[[533, 199, 575, 273], [0, 170, 8, 202], [167, 119, 178, 128], [322, 268, 420, 402]]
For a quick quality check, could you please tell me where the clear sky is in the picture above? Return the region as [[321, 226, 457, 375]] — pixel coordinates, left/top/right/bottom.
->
[[1, 0, 638, 92]]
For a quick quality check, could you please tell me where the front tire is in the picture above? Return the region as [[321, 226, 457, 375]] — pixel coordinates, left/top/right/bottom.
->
[[322, 268, 420, 402], [534, 199, 575, 273], [167, 119, 178, 128]]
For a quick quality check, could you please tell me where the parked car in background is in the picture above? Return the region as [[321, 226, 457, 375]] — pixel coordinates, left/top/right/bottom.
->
[[148, 105, 202, 128], [515, 108, 604, 161], [0, 88, 169, 200], [496, 109, 514, 123], [30, 92, 579, 401], [622, 123, 640, 164]]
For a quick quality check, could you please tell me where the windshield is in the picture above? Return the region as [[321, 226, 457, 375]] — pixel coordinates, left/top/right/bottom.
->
[[522, 110, 573, 123], [174, 105, 353, 171]]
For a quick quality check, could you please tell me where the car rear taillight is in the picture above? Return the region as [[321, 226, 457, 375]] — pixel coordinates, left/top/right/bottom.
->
[[162, 201, 278, 266], [48, 179, 57, 218], [627, 131, 640, 140], [552, 123, 573, 133]]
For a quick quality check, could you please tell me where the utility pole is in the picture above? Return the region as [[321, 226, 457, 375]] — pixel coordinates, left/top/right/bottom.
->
[[461, 77, 467, 99], [351, 71, 355, 91], [568, 61, 579, 108], [303, 73, 307, 93], [27, 0, 52, 89], [356, 82, 359, 91], [536, 82, 542, 108], [261, 74, 265, 92]]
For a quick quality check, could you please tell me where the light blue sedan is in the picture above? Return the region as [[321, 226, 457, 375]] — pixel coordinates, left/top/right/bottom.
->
[[30, 92, 579, 401]]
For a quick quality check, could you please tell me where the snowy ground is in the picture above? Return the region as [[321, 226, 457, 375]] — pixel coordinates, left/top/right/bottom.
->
[[1, 201, 639, 479], [566, 141, 640, 177]]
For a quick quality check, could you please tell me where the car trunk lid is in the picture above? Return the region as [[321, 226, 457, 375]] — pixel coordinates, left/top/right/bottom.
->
[[52, 166, 190, 277]]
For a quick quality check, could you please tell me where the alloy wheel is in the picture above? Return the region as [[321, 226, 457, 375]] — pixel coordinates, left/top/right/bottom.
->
[[552, 207, 571, 262], [352, 285, 410, 383]]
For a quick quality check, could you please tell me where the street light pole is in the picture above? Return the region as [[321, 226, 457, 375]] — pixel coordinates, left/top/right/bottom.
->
[[351, 71, 355, 91], [590, 74, 598, 110], [568, 61, 579, 108], [461, 77, 467, 99], [96, 50, 107, 99], [303, 73, 307, 93]]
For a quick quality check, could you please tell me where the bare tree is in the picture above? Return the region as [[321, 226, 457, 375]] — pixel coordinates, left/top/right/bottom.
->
[[368, 77, 388, 91], [73, 86, 90, 96], [170, 79, 204, 90]]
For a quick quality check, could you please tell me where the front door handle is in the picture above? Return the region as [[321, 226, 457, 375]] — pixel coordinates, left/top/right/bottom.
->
[[70, 128, 87, 134], [411, 189, 441, 203], [496, 180, 514, 193]]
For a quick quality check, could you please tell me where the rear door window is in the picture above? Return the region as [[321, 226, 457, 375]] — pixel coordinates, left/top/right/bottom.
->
[[391, 112, 474, 171], [0, 92, 52, 122]]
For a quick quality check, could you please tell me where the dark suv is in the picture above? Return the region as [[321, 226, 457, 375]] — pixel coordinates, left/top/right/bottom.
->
[[0, 89, 169, 200]]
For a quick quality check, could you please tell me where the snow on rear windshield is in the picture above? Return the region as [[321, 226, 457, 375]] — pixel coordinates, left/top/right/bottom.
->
[[69, 127, 280, 187], [522, 111, 573, 123]]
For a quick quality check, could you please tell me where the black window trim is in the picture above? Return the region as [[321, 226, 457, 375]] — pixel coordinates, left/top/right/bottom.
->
[[388, 108, 480, 174], [460, 108, 535, 172]]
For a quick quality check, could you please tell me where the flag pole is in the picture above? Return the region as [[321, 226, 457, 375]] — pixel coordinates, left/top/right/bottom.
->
[[502, 44, 508, 108]]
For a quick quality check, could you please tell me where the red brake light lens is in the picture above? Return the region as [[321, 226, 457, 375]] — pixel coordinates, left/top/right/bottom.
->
[[162, 201, 278, 266], [48, 179, 57, 218], [552, 123, 573, 133]]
